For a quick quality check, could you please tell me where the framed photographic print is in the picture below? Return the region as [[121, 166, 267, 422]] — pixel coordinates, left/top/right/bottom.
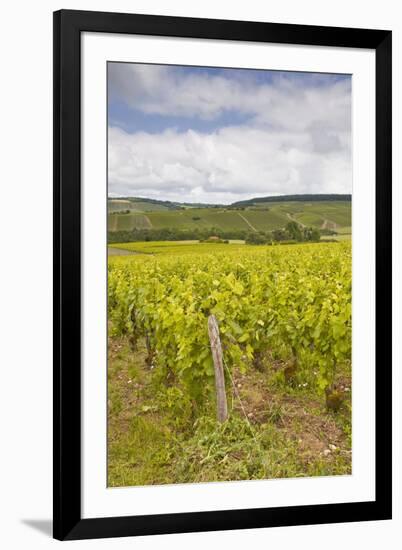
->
[[53, 9, 392, 541]]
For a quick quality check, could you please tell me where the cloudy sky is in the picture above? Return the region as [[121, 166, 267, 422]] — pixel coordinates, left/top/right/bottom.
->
[[108, 63, 351, 204]]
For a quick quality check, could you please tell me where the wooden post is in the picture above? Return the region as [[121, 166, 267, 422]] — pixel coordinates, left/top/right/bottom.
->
[[208, 315, 228, 422]]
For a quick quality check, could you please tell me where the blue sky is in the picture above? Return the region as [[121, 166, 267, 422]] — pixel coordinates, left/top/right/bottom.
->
[[108, 63, 351, 203], [108, 101, 252, 134]]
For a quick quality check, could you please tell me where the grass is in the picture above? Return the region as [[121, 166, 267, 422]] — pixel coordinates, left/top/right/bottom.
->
[[108, 334, 352, 487]]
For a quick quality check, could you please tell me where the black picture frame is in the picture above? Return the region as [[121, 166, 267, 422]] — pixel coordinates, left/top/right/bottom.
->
[[53, 9, 392, 541]]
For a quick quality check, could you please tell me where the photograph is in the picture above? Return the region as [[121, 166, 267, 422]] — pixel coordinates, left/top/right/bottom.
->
[[0, 0, 396, 544], [107, 62, 353, 488]]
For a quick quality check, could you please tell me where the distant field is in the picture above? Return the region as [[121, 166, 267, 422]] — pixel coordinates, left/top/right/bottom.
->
[[333, 234, 352, 242], [240, 209, 289, 230], [125, 201, 171, 212], [108, 199, 170, 212], [108, 200, 351, 235], [336, 226, 352, 235], [108, 199, 134, 212], [108, 239, 339, 258], [108, 247, 138, 256], [146, 209, 249, 231], [108, 212, 152, 231], [293, 202, 351, 228], [109, 240, 247, 256]]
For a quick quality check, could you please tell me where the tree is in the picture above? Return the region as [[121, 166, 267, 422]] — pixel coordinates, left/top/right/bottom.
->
[[245, 232, 267, 245], [286, 221, 303, 241], [302, 227, 321, 242], [311, 228, 321, 242], [271, 228, 289, 241]]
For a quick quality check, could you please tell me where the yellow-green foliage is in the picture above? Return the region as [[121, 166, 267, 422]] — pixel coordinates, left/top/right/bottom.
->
[[108, 242, 351, 402], [109, 240, 245, 256]]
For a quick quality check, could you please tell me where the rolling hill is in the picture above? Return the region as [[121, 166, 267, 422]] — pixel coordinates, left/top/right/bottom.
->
[[108, 195, 351, 235]]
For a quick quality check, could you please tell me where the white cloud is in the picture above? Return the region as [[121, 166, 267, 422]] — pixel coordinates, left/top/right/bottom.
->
[[108, 125, 351, 203], [109, 63, 351, 131], [108, 64, 351, 202]]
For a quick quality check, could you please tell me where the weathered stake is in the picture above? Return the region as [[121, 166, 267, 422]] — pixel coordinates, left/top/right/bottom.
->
[[208, 315, 228, 422]]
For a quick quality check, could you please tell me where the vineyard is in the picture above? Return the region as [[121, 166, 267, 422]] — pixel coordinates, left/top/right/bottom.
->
[[108, 241, 352, 486]]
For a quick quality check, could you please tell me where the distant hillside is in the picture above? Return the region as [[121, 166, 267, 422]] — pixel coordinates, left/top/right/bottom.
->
[[108, 197, 183, 212], [108, 195, 351, 237], [108, 196, 222, 212], [231, 194, 351, 207]]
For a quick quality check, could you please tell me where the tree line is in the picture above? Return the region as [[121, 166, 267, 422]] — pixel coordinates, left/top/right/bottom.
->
[[245, 222, 321, 244], [108, 222, 325, 244]]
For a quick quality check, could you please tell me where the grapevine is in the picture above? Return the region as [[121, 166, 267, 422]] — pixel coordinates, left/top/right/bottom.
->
[[108, 242, 351, 409]]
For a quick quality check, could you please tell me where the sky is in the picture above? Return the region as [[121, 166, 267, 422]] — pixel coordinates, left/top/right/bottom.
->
[[108, 62, 352, 204]]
